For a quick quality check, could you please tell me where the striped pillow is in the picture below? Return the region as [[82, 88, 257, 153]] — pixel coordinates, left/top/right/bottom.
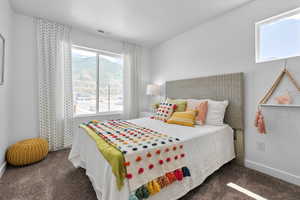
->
[[167, 111, 196, 127]]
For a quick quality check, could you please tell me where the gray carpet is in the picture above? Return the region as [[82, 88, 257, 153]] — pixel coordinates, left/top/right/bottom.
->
[[0, 149, 299, 200]]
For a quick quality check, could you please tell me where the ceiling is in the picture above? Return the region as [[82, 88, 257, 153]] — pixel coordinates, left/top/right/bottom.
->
[[10, 0, 253, 46]]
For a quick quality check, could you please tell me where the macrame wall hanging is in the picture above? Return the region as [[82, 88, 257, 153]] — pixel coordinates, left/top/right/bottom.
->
[[254, 61, 300, 134]]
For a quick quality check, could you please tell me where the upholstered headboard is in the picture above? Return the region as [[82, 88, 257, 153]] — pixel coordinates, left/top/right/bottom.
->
[[166, 72, 244, 130], [165, 72, 245, 165]]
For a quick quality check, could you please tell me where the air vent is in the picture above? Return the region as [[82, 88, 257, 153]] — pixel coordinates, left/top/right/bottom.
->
[[97, 29, 105, 34]]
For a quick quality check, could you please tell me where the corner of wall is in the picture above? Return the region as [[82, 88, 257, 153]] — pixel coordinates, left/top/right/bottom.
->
[[0, 0, 14, 174]]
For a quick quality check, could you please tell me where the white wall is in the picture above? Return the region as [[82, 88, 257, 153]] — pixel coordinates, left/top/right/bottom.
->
[[10, 13, 151, 144], [72, 29, 123, 54], [151, 0, 300, 185], [10, 14, 37, 144], [140, 47, 151, 112], [0, 0, 13, 175]]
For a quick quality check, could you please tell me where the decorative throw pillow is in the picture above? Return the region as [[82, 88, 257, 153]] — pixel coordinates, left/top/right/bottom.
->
[[187, 99, 229, 126], [154, 102, 176, 122], [167, 111, 196, 127], [166, 98, 187, 112], [186, 99, 207, 110], [205, 100, 229, 126], [195, 101, 208, 125]]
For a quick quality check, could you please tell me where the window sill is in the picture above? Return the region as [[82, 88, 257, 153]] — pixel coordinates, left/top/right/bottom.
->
[[74, 112, 122, 119]]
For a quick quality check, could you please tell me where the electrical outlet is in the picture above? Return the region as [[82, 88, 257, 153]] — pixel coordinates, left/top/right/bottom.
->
[[256, 142, 266, 152]]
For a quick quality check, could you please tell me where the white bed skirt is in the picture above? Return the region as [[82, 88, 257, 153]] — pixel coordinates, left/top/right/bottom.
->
[[69, 118, 235, 200]]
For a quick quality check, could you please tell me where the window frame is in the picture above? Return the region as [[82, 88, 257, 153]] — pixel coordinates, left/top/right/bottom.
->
[[255, 7, 300, 63], [72, 45, 124, 117]]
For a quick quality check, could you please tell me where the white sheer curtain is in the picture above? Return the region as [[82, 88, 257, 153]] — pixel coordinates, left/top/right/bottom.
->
[[122, 42, 142, 120], [36, 18, 74, 151]]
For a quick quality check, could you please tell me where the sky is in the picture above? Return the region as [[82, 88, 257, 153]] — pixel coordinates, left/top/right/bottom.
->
[[260, 15, 300, 61]]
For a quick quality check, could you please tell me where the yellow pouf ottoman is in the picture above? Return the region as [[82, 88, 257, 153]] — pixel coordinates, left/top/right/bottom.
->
[[6, 138, 49, 166]]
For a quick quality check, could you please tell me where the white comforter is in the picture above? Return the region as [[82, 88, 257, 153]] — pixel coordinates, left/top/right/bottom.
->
[[69, 118, 235, 200]]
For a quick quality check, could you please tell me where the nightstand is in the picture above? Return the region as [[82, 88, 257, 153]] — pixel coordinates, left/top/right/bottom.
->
[[139, 111, 155, 118]]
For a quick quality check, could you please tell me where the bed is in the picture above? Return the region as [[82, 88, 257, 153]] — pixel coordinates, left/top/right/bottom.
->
[[69, 72, 244, 200]]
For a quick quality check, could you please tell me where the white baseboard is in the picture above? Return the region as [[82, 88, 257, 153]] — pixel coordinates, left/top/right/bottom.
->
[[245, 160, 300, 186], [0, 162, 6, 179]]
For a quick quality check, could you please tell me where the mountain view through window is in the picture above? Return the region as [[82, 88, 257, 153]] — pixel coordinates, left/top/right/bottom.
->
[[72, 47, 123, 115]]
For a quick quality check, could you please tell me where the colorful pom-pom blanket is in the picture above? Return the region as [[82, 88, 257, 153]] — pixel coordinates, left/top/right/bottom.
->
[[81, 120, 191, 199]]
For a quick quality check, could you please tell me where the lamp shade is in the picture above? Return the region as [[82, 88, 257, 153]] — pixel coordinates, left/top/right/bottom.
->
[[146, 84, 160, 96]]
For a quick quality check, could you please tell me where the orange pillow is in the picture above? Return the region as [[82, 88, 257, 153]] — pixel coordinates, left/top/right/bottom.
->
[[195, 101, 208, 125]]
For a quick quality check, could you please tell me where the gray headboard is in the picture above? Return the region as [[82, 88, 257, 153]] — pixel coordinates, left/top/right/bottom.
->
[[165, 72, 245, 165], [166, 72, 244, 130]]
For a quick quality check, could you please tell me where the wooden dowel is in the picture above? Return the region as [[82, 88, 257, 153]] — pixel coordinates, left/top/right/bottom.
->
[[285, 70, 300, 91], [259, 70, 285, 104], [264, 72, 284, 100], [258, 68, 300, 105]]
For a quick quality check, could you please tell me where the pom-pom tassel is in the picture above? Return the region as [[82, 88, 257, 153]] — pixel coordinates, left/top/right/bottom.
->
[[135, 185, 149, 199], [156, 176, 170, 188], [141, 185, 150, 198], [182, 167, 191, 177], [254, 109, 266, 134], [166, 172, 177, 183], [129, 194, 139, 200], [258, 113, 266, 134], [173, 169, 183, 181], [147, 180, 161, 195]]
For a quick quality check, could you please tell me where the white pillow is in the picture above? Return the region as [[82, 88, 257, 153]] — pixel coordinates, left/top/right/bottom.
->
[[186, 99, 228, 126], [206, 100, 228, 126]]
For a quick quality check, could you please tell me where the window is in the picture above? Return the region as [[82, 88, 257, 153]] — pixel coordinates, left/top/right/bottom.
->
[[72, 46, 123, 116], [256, 7, 300, 63]]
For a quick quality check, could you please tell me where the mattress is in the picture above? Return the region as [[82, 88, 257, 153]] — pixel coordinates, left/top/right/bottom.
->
[[68, 118, 235, 200]]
